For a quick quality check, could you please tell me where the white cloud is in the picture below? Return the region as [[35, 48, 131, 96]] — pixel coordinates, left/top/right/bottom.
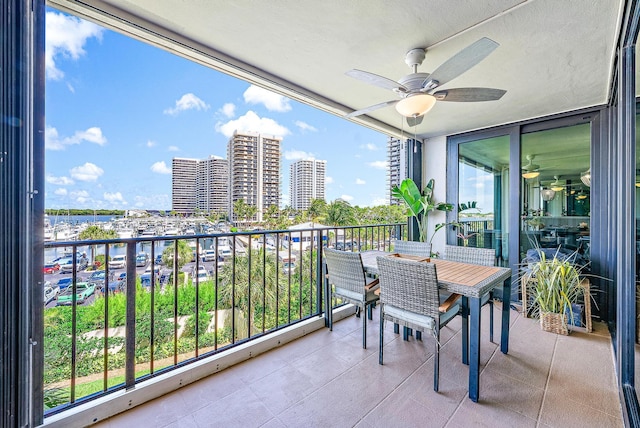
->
[[368, 160, 388, 170], [104, 192, 126, 204], [355, 178, 366, 185], [70, 189, 90, 204], [45, 126, 107, 150], [340, 195, 354, 202], [70, 162, 103, 182], [295, 120, 318, 133], [243, 85, 291, 112], [45, 12, 104, 80], [284, 150, 314, 161], [150, 161, 172, 175], [220, 103, 236, 118], [325, 176, 334, 184], [54, 188, 68, 196], [215, 110, 290, 138], [167, 145, 180, 152], [163, 93, 210, 115], [146, 140, 157, 148], [46, 174, 74, 185], [360, 143, 378, 151]]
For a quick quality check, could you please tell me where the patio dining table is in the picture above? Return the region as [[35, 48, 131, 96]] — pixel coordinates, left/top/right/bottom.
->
[[358, 250, 513, 402]]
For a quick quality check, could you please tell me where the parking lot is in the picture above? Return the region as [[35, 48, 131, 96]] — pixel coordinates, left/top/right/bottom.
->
[[43, 258, 230, 308]]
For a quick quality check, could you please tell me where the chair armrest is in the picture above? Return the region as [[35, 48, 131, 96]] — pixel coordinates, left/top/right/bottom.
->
[[364, 278, 380, 291], [439, 293, 461, 313]]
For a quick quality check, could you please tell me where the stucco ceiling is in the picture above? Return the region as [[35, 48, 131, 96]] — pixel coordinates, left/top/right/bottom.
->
[[50, 0, 624, 140]]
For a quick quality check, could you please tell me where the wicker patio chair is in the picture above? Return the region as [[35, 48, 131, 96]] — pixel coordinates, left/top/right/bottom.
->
[[444, 245, 498, 341], [392, 239, 432, 258], [392, 240, 460, 341], [324, 248, 380, 349], [376, 256, 460, 391]]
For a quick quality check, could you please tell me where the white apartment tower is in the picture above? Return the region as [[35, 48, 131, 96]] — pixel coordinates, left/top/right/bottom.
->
[[227, 131, 282, 223], [172, 156, 229, 215], [290, 159, 326, 210], [197, 156, 229, 215], [388, 136, 407, 205], [172, 158, 198, 214]]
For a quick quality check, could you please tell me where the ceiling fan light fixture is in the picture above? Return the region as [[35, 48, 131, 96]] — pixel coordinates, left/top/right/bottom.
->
[[541, 188, 556, 201], [395, 93, 436, 117], [581, 168, 591, 187], [522, 171, 540, 179], [551, 185, 564, 192]]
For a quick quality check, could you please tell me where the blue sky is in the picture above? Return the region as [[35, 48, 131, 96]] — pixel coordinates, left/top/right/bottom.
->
[[44, 9, 391, 211]]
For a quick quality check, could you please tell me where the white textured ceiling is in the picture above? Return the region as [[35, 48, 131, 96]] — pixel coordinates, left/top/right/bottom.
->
[[50, 0, 623, 140]]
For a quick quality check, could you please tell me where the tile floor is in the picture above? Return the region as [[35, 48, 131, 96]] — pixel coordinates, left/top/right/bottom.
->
[[95, 305, 622, 427]]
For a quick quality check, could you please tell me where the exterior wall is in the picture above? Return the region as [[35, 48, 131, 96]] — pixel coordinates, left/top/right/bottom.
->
[[228, 131, 281, 223], [290, 159, 326, 210], [423, 135, 448, 255], [171, 158, 198, 213], [387, 136, 407, 205]]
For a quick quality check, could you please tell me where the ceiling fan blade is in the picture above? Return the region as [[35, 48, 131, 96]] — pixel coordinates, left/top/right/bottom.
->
[[426, 38, 499, 87], [406, 115, 424, 127], [346, 69, 407, 92], [345, 99, 399, 118], [433, 88, 506, 102]]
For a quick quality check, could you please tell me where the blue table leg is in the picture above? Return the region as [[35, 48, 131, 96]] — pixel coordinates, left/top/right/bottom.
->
[[461, 296, 469, 365], [469, 296, 481, 402], [501, 277, 511, 354]]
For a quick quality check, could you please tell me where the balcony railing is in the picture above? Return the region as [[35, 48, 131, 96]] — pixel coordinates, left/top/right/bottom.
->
[[42, 222, 405, 416]]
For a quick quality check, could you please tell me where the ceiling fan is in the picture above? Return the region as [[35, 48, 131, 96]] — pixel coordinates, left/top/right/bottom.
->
[[345, 37, 506, 126]]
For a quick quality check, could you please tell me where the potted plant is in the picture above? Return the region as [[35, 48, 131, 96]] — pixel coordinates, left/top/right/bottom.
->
[[522, 248, 587, 335], [391, 178, 455, 254]]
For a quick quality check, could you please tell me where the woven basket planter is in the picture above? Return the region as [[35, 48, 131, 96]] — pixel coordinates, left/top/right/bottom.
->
[[540, 311, 568, 335]]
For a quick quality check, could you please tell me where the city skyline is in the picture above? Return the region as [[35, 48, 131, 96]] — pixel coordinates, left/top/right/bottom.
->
[[44, 9, 392, 211]]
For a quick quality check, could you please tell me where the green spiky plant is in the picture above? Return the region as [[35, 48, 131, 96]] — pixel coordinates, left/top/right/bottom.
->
[[524, 248, 586, 331], [391, 178, 455, 244]]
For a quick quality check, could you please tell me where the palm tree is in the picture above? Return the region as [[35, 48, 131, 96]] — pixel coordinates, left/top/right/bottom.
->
[[307, 198, 327, 225], [216, 248, 286, 340], [162, 240, 192, 272], [325, 199, 355, 226], [233, 199, 258, 227], [78, 225, 118, 266]]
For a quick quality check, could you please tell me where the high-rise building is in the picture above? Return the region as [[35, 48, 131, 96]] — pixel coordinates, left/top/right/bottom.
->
[[387, 136, 407, 205], [172, 156, 228, 215], [290, 159, 326, 210], [172, 158, 198, 214], [227, 131, 282, 223], [197, 156, 229, 215]]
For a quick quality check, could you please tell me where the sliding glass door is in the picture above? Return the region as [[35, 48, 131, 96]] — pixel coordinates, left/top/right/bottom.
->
[[457, 135, 511, 268]]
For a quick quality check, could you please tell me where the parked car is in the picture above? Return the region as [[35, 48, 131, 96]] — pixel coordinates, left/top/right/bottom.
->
[[57, 282, 95, 305], [135, 252, 149, 267], [202, 249, 217, 262], [43, 281, 59, 305], [108, 255, 127, 269], [87, 270, 114, 291], [192, 266, 211, 282], [155, 254, 163, 265], [334, 241, 360, 251], [43, 262, 60, 274], [56, 277, 73, 291], [58, 255, 89, 273], [115, 272, 127, 282], [107, 278, 125, 294]]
